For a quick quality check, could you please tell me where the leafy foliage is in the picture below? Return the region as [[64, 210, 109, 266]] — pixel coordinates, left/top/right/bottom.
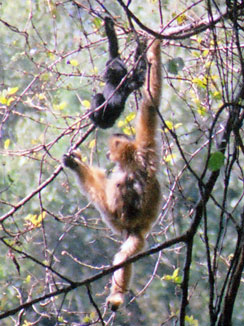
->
[[208, 151, 225, 172], [1, 1, 244, 326]]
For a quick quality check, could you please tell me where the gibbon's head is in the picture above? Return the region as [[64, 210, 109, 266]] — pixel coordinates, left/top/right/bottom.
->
[[108, 133, 136, 167]]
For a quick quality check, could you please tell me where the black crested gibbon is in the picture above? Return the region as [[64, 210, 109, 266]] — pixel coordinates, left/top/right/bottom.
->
[[63, 39, 162, 310], [89, 16, 147, 129]]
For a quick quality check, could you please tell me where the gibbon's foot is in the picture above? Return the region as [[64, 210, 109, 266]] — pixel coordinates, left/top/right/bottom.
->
[[63, 150, 82, 170], [107, 292, 124, 311]]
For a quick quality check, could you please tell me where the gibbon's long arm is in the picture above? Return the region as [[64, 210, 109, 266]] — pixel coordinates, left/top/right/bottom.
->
[[135, 39, 162, 149], [104, 16, 119, 59], [63, 151, 109, 214]]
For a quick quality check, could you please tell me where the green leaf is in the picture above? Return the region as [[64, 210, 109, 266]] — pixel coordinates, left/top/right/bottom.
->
[[117, 112, 136, 136], [53, 101, 67, 111], [93, 17, 102, 30], [197, 105, 207, 116], [208, 151, 225, 171], [212, 91, 222, 100], [162, 267, 182, 284], [177, 14, 187, 25], [166, 57, 184, 75], [164, 120, 182, 131], [185, 315, 199, 326], [89, 139, 96, 149]]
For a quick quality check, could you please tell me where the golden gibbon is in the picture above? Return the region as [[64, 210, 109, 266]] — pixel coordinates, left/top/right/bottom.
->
[[63, 39, 162, 311]]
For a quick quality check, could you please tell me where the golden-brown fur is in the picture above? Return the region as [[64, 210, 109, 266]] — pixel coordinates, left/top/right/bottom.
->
[[63, 39, 162, 310]]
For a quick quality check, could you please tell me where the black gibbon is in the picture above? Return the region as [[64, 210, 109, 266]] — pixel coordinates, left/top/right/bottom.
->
[[63, 39, 162, 310], [89, 16, 147, 129]]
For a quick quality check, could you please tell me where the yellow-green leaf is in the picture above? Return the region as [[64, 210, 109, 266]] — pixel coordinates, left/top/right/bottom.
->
[[89, 139, 96, 149], [83, 315, 91, 323], [92, 17, 102, 30], [164, 153, 176, 163], [202, 49, 209, 57], [36, 212, 47, 226], [117, 120, 125, 128], [192, 77, 207, 88], [38, 93, 45, 100], [192, 97, 201, 105], [69, 59, 79, 67], [197, 106, 207, 116], [82, 100, 91, 108], [118, 112, 136, 129], [192, 51, 200, 58], [125, 112, 136, 123], [213, 91, 222, 100], [4, 139, 10, 149], [7, 97, 15, 106], [0, 96, 7, 104], [92, 67, 98, 74], [205, 61, 212, 69], [25, 275, 31, 283], [185, 315, 198, 326], [123, 126, 135, 136], [162, 268, 182, 284], [23, 321, 32, 326], [47, 52, 55, 60], [53, 101, 67, 111], [25, 212, 46, 228], [196, 37, 202, 44], [172, 268, 179, 279], [40, 73, 50, 81], [175, 123, 182, 129], [177, 14, 187, 25], [8, 87, 19, 95], [165, 120, 173, 130]]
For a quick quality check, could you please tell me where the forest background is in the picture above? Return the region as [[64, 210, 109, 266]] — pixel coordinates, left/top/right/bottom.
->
[[0, 1, 244, 325]]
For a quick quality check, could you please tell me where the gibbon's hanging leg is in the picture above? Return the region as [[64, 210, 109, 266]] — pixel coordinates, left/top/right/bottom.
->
[[89, 16, 147, 129], [106, 233, 145, 310], [63, 39, 162, 310]]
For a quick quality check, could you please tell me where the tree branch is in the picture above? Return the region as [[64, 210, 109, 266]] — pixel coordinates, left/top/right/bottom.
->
[[116, 0, 243, 40], [0, 124, 95, 223]]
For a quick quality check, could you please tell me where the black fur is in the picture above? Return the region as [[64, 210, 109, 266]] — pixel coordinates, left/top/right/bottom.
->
[[89, 17, 147, 129]]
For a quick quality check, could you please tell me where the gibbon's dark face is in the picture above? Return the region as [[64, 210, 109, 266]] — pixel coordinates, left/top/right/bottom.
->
[[110, 134, 132, 150], [112, 133, 131, 140]]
